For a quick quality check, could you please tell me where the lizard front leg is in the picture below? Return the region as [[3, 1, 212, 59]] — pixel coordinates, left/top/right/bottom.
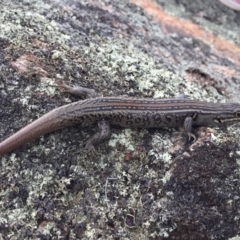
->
[[184, 117, 196, 142]]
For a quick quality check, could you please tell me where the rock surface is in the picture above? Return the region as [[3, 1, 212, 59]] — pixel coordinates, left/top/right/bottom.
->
[[0, 0, 240, 239]]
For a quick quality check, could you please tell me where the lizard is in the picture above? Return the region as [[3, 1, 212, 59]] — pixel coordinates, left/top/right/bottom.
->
[[0, 83, 240, 155]]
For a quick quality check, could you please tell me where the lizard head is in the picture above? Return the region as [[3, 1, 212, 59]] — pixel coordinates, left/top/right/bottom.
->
[[213, 103, 240, 125]]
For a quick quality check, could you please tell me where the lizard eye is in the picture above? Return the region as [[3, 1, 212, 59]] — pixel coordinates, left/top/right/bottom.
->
[[214, 119, 223, 124], [235, 112, 240, 117]]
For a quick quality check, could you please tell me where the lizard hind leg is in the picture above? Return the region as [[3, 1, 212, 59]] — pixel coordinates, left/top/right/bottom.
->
[[57, 82, 99, 98], [84, 120, 111, 152]]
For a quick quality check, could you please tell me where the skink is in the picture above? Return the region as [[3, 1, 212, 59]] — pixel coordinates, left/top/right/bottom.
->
[[1, 84, 240, 155]]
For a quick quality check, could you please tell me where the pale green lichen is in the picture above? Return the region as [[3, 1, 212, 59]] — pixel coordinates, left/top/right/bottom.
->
[[108, 129, 136, 151], [0, 8, 70, 46], [149, 133, 173, 164], [229, 235, 240, 240]]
